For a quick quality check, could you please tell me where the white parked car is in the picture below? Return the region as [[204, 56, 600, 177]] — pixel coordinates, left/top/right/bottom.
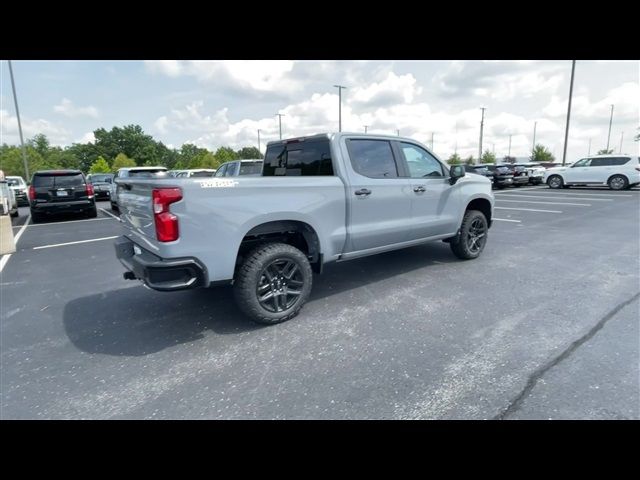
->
[[544, 155, 640, 190], [515, 163, 546, 185]]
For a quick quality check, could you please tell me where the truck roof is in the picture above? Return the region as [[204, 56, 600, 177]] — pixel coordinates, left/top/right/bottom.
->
[[265, 132, 422, 147]]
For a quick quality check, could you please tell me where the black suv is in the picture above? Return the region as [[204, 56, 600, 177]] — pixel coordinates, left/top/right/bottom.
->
[[29, 170, 97, 223]]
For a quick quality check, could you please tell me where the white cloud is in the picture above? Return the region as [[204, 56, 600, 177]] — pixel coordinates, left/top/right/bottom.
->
[[53, 98, 99, 118], [144, 60, 299, 94], [0, 109, 71, 145], [350, 72, 422, 107], [76, 131, 95, 144]]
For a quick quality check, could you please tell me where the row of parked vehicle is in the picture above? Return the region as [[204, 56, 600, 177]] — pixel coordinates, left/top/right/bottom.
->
[[5, 151, 637, 224], [464, 162, 546, 189]]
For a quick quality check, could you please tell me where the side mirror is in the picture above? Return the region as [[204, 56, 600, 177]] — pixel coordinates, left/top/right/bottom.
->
[[449, 165, 466, 185]]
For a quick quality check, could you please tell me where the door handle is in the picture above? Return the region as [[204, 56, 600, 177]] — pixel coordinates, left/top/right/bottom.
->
[[413, 186, 426, 193], [354, 188, 371, 196]]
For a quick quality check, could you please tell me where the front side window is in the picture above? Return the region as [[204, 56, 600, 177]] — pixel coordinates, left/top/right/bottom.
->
[[346, 139, 398, 178], [572, 158, 591, 167], [225, 162, 239, 177], [215, 164, 227, 177], [400, 142, 445, 178]]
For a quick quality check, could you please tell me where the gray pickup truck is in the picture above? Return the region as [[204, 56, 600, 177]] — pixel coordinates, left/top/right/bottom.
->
[[114, 133, 494, 324]]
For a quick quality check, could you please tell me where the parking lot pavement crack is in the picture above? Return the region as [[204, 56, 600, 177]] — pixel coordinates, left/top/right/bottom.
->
[[493, 291, 640, 420]]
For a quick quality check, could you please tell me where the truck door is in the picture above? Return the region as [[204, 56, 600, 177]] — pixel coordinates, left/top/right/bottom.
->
[[397, 141, 460, 240], [343, 138, 413, 252]]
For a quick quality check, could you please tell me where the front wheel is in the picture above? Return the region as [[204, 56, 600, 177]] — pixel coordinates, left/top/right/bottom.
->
[[233, 242, 313, 325], [450, 210, 488, 260]]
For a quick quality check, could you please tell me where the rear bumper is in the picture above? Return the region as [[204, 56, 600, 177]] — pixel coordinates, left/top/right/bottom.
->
[[494, 176, 514, 186], [114, 235, 208, 291], [31, 199, 95, 214]]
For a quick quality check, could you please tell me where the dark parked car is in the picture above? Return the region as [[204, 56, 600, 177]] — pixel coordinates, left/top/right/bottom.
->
[[483, 165, 515, 189], [465, 165, 493, 179], [87, 173, 114, 200], [496, 164, 529, 187], [29, 170, 97, 223]]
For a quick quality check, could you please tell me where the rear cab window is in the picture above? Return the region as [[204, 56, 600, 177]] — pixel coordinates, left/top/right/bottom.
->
[[239, 162, 263, 175], [263, 138, 334, 176]]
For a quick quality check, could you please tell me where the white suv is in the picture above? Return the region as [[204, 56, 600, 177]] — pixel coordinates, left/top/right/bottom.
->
[[544, 155, 640, 190]]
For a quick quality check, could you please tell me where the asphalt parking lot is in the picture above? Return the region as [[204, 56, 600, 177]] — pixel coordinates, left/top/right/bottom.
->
[[1, 187, 639, 419]]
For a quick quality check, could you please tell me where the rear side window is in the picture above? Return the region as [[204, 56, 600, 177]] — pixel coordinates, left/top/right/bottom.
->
[[346, 139, 397, 179], [33, 173, 84, 187], [239, 162, 263, 175], [263, 139, 334, 176]]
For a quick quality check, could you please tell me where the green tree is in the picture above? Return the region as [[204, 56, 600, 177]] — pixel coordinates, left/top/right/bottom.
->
[[447, 153, 462, 165], [215, 146, 239, 163], [111, 153, 137, 172], [89, 156, 111, 174], [503, 156, 516, 163], [28, 134, 50, 159], [531, 144, 555, 162], [237, 146, 262, 159], [480, 150, 496, 164], [0, 145, 60, 177], [597, 148, 614, 155], [465, 155, 475, 165], [47, 147, 81, 170], [93, 125, 162, 166]]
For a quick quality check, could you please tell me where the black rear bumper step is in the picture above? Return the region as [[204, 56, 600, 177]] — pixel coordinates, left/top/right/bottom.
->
[[114, 236, 207, 291]]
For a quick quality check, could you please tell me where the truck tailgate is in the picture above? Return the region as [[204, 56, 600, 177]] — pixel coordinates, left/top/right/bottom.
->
[[116, 180, 165, 248]]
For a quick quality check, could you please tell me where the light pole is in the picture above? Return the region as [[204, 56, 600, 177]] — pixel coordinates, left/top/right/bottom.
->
[[606, 104, 614, 151], [431, 132, 434, 150], [478, 107, 486, 164], [508, 134, 513, 157], [396, 129, 400, 136], [275, 113, 285, 140], [7, 60, 29, 180], [257, 129, 261, 154], [588, 138, 592, 155], [619, 131, 624, 153], [364, 125, 368, 133], [532, 121, 537, 158], [561, 60, 576, 166], [334, 85, 346, 132]]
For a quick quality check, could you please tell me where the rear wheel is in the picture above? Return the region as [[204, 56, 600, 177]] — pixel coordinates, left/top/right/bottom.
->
[[547, 175, 563, 189], [87, 206, 98, 218], [110, 202, 119, 212], [30, 211, 43, 223], [10, 209, 18, 218], [450, 210, 488, 260], [233, 242, 313, 325], [608, 175, 628, 191]]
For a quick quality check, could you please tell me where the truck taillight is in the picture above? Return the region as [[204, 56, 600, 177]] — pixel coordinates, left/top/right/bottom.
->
[[152, 188, 182, 242], [86, 183, 94, 197], [28, 185, 35, 201]]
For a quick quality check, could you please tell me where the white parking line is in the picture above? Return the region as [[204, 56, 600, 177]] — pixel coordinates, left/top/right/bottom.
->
[[0, 215, 31, 273], [493, 218, 521, 223], [99, 208, 121, 221], [494, 194, 612, 202], [495, 206, 562, 213], [12, 217, 113, 228], [513, 190, 634, 198], [33, 235, 119, 250], [496, 199, 591, 207]]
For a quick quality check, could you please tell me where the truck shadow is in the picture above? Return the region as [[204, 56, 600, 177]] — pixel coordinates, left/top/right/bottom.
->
[[63, 242, 458, 357]]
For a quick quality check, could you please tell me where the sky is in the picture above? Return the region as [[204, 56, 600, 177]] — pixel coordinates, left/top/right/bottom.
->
[[1, 60, 638, 161]]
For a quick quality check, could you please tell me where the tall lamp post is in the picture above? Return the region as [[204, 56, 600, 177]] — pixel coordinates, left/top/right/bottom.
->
[[257, 129, 261, 155], [478, 107, 486, 164], [333, 85, 347, 132], [532, 121, 537, 158], [561, 60, 576, 166], [8, 60, 29, 180], [606, 104, 614, 151], [275, 113, 285, 140]]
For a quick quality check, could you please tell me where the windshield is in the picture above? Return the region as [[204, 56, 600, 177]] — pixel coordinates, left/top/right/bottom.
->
[[88, 174, 113, 183]]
